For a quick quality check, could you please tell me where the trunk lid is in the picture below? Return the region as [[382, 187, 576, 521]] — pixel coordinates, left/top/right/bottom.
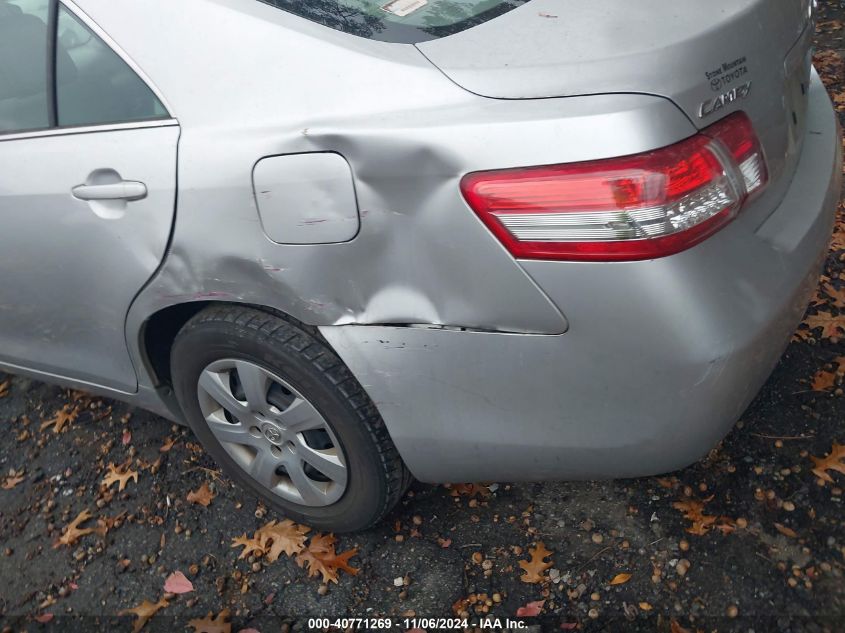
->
[[418, 0, 814, 194]]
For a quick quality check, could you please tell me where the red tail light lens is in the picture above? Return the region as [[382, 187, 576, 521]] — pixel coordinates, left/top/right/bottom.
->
[[704, 112, 768, 197], [461, 112, 767, 262]]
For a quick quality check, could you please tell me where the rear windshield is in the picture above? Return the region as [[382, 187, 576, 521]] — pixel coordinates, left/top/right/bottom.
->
[[258, 0, 531, 43]]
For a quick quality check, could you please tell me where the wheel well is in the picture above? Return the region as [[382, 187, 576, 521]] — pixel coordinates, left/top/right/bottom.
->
[[141, 302, 326, 387], [142, 302, 210, 386]]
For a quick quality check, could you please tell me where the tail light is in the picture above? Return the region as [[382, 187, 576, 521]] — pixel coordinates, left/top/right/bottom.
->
[[461, 112, 768, 262]]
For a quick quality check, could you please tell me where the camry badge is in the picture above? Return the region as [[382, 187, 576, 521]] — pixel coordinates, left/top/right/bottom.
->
[[699, 82, 752, 119]]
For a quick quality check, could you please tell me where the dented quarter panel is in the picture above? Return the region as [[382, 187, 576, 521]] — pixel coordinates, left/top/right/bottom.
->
[[320, 77, 840, 481]]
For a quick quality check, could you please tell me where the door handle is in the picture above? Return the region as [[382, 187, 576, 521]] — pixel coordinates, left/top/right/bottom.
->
[[72, 180, 147, 202]]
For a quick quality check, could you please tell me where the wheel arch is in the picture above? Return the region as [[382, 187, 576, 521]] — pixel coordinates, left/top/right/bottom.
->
[[139, 300, 327, 388]]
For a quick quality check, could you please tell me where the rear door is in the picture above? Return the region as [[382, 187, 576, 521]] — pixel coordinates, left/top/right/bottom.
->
[[0, 0, 178, 392]]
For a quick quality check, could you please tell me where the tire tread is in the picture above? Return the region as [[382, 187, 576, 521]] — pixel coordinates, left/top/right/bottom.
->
[[178, 305, 410, 529]]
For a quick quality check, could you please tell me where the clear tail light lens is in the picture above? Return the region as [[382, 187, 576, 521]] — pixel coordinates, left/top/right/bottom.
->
[[461, 112, 767, 262], [703, 112, 768, 196]]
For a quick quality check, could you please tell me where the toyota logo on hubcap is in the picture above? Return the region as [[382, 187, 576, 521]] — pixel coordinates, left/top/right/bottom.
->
[[262, 425, 283, 444]]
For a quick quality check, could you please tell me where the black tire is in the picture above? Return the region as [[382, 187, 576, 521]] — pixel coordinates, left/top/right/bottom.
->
[[170, 305, 409, 532]]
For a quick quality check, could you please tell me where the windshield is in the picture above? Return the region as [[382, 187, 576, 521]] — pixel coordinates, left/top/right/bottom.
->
[[258, 0, 531, 43]]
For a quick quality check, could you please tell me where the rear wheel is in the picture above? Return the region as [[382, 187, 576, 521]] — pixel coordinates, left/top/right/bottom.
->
[[170, 306, 409, 532]]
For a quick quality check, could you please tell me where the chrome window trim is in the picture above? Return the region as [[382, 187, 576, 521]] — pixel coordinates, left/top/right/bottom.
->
[[0, 0, 178, 138], [0, 118, 179, 143], [60, 0, 175, 117]]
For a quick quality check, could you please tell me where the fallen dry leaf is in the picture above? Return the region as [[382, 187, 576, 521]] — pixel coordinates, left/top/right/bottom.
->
[[639, 602, 653, 611], [802, 312, 845, 340], [231, 519, 311, 562], [452, 597, 471, 616], [518, 542, 554, 584], [820, 284, 845, 310], [295, 533, 359, 584], [672, 495, 733, 536], [656, 477, 678, 489], [231, 533, 266, 560], [830, 211, 845, 251], [812, 370, 838, 392], [163, 570, 194, 594], [515, 599, 545, 617], [0, 380, 9, 398], [257, 519, 311, 561], [1, 469, 24, 490], [673, 497, 717, 535], [120, 597, 169, 633], [40, 404, 79, 434], [101, 462, 139, 492], [53, 509, 98, 548], [187, 481, 215, 507], [188, 609, 231, 633], [160, 436, 177, 452], [810, 443, 845, 485], [609, 572, 632, 586], [448, 483, 492, 498], [811, 356, 845, 392]]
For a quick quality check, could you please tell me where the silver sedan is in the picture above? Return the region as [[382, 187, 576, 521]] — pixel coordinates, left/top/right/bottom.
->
[[0, 0, 841, 531]]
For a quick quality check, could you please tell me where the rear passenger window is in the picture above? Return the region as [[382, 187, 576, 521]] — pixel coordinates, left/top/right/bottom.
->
[[0, 0, 51, 133], [56, 5, 167, 127]]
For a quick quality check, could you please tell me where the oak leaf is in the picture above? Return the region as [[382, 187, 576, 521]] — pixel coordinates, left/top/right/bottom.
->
[[101, 462, 139, 492], [256, 519, 311, 561], [820, 283, 845, 309], [811, 357, 845, 392], [119, 597, 169, 633], [40, 404, 79, 434], [231, 533, 265, 560], [810, 443, 845, 485], [187, 482, 215, 507], [1, 469, 24, 490], [188, 609, 231, 633], [831, 216, 845, 251], [518, 542, 553, 584], [609, 573, 632, 586], [53, 509, 97, 548], [295, 533, 359, 584], [448, 483, 492, 498], [812, 370, 838, 392], [673, 496, 718, 535], [802, 312, 845, 340]]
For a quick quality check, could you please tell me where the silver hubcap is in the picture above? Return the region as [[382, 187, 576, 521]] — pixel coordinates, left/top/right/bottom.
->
[[197, 359, 347, 507]]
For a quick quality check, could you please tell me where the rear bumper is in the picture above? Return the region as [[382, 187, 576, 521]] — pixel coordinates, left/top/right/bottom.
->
[[321, 75, 842, 483]]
